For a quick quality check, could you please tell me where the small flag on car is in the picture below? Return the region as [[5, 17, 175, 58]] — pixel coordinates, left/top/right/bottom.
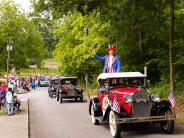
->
[[168, 91, 176, 108], [113, 96, 120, 113]]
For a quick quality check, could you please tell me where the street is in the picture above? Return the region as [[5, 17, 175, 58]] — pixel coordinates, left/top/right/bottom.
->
[[28, 87, 184, 138]]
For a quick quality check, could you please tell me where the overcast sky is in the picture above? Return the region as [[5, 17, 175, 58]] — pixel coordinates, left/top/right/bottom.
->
[[13, 0, 32, 12]]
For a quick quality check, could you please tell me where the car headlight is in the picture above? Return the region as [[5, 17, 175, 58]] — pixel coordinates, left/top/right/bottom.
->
[[151, 93, 161, 102], [124, 95, 133, 103]]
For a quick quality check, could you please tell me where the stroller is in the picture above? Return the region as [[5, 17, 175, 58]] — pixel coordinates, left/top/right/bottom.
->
[[23, 82, 30, 92]]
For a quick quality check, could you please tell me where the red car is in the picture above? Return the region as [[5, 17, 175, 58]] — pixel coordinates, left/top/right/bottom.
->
[[89, 72, 175, 138]]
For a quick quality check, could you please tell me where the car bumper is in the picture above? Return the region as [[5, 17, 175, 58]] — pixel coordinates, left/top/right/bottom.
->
[[60, 95, 82, 99], [118, 115, 175, 124]]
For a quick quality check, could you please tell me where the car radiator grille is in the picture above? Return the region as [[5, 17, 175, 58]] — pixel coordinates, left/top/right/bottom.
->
[[132, 91, 150, 117], [68, 88, 75, 96]]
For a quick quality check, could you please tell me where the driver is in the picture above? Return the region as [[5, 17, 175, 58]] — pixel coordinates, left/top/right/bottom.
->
[[98, 80, 109, 92]]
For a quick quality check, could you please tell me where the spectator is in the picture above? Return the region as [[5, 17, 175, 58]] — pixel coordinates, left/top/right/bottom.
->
[[1, 82, 6, 102], [8, 82, 14, 92], [6, 88, 14, 116], [31, 80, 36, 90]]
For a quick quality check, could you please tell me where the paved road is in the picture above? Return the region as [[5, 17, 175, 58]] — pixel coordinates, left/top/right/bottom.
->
[[29, 87, 184, 138]]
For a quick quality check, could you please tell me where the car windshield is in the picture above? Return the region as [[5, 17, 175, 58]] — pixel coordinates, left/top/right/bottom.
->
[[60, 79, 77, 85], [108, 77, 145, 88], [53, 80, 59, 84], [41, 79, 48, 81]]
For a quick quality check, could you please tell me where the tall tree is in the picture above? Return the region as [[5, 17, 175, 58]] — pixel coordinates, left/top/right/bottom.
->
[[0, 0, 45, 70]]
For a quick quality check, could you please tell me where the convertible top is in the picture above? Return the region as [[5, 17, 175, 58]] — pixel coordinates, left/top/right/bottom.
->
[[97, 72, 146, 81]]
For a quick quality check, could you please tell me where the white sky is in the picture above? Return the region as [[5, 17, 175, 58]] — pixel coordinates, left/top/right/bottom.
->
[[13, 0, 32, 12]]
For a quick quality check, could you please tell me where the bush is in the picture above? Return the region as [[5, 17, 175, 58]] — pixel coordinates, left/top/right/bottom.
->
[[149, 83, 170, 98]]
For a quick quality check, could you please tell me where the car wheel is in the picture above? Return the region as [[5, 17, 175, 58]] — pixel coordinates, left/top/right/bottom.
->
[[60, 97, 63, 103], [160, 109, 174, 134], [91, 104, 99, 125], [80, 94, 83, 102], [56, 93, 59, 101], [109, 111, 121, 138], [51, 93, 53, 98]]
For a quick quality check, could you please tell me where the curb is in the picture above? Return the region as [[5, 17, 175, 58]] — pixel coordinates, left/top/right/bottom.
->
[[28, 99, 30, 138]]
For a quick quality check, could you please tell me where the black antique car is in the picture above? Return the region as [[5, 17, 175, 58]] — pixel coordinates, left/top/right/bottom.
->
[[48, 78, 60, 98], [56, 77, 83, 103]]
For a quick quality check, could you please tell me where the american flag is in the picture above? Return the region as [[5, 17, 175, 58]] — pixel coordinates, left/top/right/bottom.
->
[[168, 91, 176, 108], [113, 96, 120, 113]]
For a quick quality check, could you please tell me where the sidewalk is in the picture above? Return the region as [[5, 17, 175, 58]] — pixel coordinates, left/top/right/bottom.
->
[[0, 97, 29, 138]]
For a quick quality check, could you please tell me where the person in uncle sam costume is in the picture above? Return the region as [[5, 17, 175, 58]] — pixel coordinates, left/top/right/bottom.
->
[[94, 44, 121, 73]]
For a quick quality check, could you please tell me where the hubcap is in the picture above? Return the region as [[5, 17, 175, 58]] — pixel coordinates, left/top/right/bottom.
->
[[109, 111, 116, 136]]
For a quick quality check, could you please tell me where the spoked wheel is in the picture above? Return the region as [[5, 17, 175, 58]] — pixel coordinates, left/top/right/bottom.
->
[[51, 93, 53, 98], [109, 111, 121, 138], [56, 93, 59, 101], [60, 96, 63, 103], [75, 97, 78, 102], [91, 104, 99, 125], [160, 109, 174, 134]]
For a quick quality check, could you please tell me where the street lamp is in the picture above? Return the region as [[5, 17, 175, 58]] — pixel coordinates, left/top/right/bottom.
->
[[6, 37, 13, 86]]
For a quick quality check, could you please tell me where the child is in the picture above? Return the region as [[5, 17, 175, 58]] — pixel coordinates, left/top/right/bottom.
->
[[31, 80, 36, 90], [6, 88, 14, 116]]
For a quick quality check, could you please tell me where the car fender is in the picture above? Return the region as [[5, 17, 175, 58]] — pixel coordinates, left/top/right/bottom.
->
[[89, 98, 102, 116], [152, 100, 172, 116]]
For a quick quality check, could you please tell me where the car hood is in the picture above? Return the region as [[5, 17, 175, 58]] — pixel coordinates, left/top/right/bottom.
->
[[111, 87, 144, 95]]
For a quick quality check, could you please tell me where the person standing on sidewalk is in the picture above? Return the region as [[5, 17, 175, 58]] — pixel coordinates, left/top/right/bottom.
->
[[6, 88, 14, 116], [1, 82, 6, 102]]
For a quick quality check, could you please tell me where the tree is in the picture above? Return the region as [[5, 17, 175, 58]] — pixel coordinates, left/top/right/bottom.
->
[[0, 0, 45, 70], [52, 11, 111, 79]]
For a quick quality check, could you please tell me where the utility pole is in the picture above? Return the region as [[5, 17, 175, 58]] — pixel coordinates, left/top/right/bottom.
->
[[83, 27, 90, 101], [169, 0, 175, 91], [6, 37, 13, 86]]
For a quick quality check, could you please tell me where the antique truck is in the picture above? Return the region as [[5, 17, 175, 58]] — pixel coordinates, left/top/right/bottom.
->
[[57, 77, 83, 103], [89, 72, 175, 138], [48, 77, 60, 98]]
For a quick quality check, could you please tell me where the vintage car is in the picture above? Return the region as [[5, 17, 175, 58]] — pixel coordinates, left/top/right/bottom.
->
[[56, 77, 83, 103], [39, 78, 49, 87], [89, 72, 175, 138], [48, 78, 60, 98]]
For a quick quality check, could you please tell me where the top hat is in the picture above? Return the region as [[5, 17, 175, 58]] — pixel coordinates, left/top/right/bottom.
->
[[106, 44, 115, 53]]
